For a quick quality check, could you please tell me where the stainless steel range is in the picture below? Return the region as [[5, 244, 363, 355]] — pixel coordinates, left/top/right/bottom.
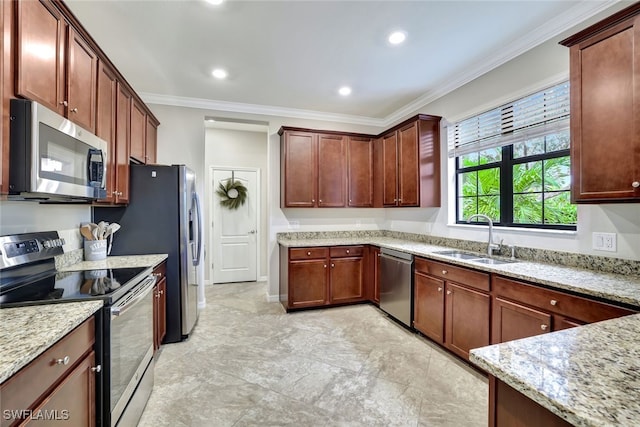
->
[[0, 231, 156, 427]]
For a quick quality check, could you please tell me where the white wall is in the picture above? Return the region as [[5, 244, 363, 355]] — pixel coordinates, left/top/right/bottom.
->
[[204, 127, 269, 281]]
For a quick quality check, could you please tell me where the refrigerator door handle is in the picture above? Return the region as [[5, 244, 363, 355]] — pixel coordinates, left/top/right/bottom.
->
[[193, 191, 203, 266]]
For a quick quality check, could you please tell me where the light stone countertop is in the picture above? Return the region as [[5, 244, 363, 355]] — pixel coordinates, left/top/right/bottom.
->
[[58, 254, 168, 272], [278, 236, 640, 308], [470, 313, 640, 427], [0, 300, 104, 384]]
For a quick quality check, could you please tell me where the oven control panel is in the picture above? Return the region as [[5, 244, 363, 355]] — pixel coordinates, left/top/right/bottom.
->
[[0, 231, 65, 270]]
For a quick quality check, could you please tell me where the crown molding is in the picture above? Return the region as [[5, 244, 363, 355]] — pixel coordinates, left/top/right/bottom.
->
[[142, 0, 618, 129], [139, 92, 387, 127]]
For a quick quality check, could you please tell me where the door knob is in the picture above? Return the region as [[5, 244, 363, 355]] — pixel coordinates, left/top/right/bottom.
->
[[633, 181, 640, 188], [248, 230, 256, 234]]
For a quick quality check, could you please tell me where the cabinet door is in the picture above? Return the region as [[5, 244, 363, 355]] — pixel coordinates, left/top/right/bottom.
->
[[317, 134, 346, 207], [445, 282, 490, 359], [145, 116, 158, 164], [289, 260, 327, 308], [130, 98, 146, 163], [414, 272, 445, 343], [492, 297, 551, 344], [26, 351, 96, 427], [282, 131, 316, 207], [158, 278, 166, 345], [16, 0, 65, 114], [330, 257, 364, 303], [114, 83, 131, 204], [347, 136, 373, 207], [96, 61, 117, 203], [371, 246, 381, 304], [570, 15, 640, 201], [66, 27, 97, 132], [0, 0, 7, 194], [397, 122, 420, 206], [382, 132, 398, 206]]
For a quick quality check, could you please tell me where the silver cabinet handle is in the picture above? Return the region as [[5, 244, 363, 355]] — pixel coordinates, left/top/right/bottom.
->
[[346, 249, 350, 254], [446, 290, 451, 295], [442, 270, 448, 275], [70, 107, 78, 113], [437, 287, 442, 292], [541, 324, 548, 331], [91, 365, 102, 373], [323, 264, 327, 268], [633, 181, 640, 188], [550, 300, 557, 306], [331, 263, 335, 268], [55, 356, 70, 365], [319, 199, 323, 203], [59, 100, 68, 106], [312, 199, 315, 203], [307, 251, 311, 256]]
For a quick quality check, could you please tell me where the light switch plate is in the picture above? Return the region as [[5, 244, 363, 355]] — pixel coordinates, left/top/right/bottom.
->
[[592, 232, 617, 252]]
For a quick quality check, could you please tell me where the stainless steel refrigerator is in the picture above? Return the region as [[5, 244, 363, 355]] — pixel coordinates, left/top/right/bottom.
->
[[94, 164, 202, 343]]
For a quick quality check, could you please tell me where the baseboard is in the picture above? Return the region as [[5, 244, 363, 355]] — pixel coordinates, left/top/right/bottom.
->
[[266, 293, 280, 303]]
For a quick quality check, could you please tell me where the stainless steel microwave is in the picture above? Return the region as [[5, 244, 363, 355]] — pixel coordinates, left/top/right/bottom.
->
[[9, 99, 108, 201]]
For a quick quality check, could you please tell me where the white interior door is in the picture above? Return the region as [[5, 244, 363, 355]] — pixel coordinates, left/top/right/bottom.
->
[[212, 169, 258, 283]]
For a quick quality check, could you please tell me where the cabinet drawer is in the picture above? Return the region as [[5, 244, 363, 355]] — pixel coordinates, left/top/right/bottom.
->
[[289, 247, 329, 260], [0, 317, 95, 422], [493, 276, 636, 324], [330, 245, 363, 258], [415, 257, 490, 292]]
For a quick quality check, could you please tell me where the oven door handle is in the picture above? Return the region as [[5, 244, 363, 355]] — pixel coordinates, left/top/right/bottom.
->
[[111, 275, 157, 317]]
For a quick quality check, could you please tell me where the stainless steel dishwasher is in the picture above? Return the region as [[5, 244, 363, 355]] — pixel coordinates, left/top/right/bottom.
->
[[379, 248, 414, 327]]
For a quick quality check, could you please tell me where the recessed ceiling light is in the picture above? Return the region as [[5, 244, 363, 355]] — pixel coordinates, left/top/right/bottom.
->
[[388, 31, 407, 45], [338, 86, 352, 96], [206, 0, 224, 5], [212, 68, 228, 79]]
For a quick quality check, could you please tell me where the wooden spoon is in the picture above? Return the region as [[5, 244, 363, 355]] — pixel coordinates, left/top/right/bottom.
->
[[80, 224, 94, 241]]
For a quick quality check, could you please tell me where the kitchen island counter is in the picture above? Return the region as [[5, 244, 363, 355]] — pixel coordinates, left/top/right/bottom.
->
[[0, 300, 103, 383], [470, 313, 640, 427]]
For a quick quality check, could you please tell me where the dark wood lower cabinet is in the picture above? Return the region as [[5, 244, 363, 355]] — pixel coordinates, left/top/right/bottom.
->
[[289, 259, 328, 308], [330, 257, 364, 303], [153, 262, 167, 352], [492, 297, 551, 344], [445, 282, 490, 359], [413, 272, 445, 343], [490, 376, 572, 427]]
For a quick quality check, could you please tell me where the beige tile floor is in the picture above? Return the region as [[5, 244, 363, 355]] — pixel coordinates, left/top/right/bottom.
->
[[138, 282, 488, 427]]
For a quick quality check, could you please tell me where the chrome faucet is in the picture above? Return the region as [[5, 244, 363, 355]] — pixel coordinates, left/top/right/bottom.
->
[[467, 214, 501, 256]]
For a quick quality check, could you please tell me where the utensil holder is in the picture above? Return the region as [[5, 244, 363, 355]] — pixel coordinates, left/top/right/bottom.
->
[[84, 240, 107, 261]]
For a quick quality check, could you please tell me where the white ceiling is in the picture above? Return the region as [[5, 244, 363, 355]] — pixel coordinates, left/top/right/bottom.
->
[[66, 0, 622, 125]]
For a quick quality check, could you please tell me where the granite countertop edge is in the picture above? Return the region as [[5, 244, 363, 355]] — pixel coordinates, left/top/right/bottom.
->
[[469, 313, 640, 427], [278, 236, 640, 308], [0, 300, 104, 384], [58, 253, 168, 272]]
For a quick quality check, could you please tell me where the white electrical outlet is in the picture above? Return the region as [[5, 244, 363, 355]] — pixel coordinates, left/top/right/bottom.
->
[[592, 232, 617, 252]]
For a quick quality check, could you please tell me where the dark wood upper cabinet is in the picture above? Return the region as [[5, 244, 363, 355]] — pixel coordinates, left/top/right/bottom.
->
[[146, 115, 159, 164], [130, 97, 146, 163], [281, 130, 317, 207], [95, 61, 117, 204], [114, 82, 131, 204], [16, 0, 66, 116], [317, 133, 346, 207], [382, 131, 398, 206], [560, 4, 640, 202], [347, 136, 374, 207], [66, 26, 97, 133], [377, 115, 442, 207]]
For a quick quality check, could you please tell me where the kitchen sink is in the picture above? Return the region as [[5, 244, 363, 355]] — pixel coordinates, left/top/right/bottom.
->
[[470, 258, 518, 265], [432, 250, 484, 260], [433, 250, 519, 265]]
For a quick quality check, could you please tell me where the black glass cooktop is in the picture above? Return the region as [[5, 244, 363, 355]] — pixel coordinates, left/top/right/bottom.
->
[[0, 264, 149, 308]]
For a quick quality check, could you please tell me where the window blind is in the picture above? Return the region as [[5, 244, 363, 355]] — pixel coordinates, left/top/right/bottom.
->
[[447, 81, 570, 158]]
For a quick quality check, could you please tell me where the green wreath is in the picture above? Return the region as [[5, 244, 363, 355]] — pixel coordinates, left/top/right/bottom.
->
[[216, 179, 248, 210]]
